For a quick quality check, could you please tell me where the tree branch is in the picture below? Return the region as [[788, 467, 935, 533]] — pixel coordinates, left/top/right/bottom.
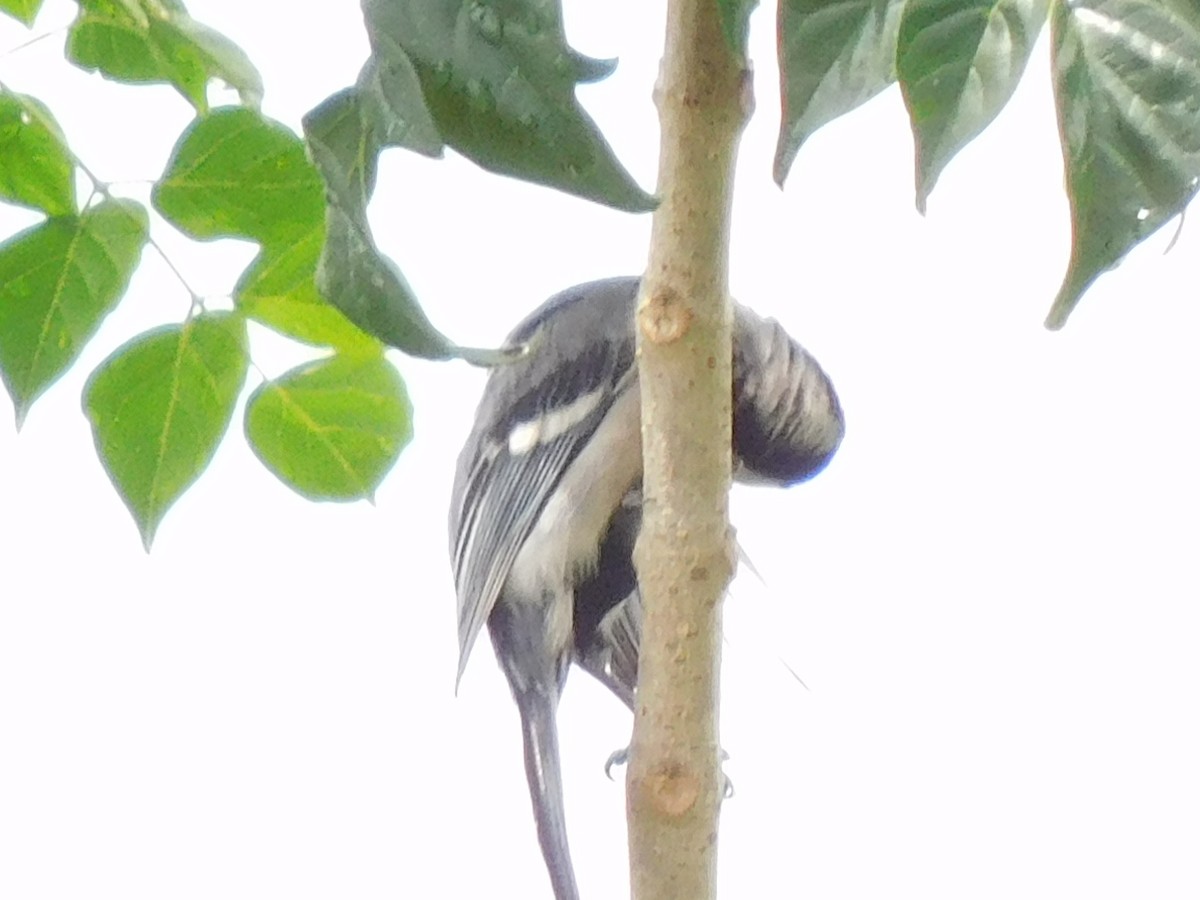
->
[[628, 1, 750, 897]]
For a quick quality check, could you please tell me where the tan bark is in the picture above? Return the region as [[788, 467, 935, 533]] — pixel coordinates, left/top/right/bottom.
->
[[627, 2, 750, 898]]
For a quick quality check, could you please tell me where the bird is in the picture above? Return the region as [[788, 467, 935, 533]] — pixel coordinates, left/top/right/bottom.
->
[[449, 276, 844, 899]]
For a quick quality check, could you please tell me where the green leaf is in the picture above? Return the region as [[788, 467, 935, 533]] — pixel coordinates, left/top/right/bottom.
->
[[302, 88, 379, 221], [356, 54, 445, 158], [0, 90, 76, 216], [301, 9, 628, 364], [898, 0, 1048, 212], [360, 0, 654, 212], [94, 0, 151, 30], [297, 59, 444, 220], [0, 199, 148, 424], [154, 106, 324, 247], [1047, 0, 1200, 328], [775, 0, 905, 185], [718, 0, 759, 60], [84, 312, 249, 549], [0, 0, 43, 26], [304, 95, 477, 361], [317, 199, 460, 360], [165, 13, 262, 108], [235, 225, 382, 357], [154, 107, 373, 353], [245, 354, 412, 502], [67, 0, 262, 113]]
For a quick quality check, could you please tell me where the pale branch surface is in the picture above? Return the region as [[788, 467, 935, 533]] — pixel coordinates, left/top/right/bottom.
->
[[628, 1, 750, 898]]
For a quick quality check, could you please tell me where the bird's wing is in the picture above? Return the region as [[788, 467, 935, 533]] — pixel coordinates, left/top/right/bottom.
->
[[451, 336, 635, 687]]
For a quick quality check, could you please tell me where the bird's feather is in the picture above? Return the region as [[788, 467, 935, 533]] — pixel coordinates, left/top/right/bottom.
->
[[450, 279, 640, 685]]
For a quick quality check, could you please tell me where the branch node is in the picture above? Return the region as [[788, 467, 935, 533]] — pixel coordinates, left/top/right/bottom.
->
[[647, 763, 701, 817], [638, 286, 692, 344]]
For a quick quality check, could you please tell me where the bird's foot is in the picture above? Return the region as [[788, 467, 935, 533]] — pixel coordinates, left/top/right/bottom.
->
[[604, 746, 734, 797], [604, 746, 628, 780]]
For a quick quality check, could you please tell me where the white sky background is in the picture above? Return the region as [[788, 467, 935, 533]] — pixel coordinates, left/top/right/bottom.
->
[[2, 2, 1199, 897]]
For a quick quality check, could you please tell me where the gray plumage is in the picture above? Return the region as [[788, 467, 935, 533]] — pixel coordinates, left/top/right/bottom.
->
[[449, 277, 843, 899]]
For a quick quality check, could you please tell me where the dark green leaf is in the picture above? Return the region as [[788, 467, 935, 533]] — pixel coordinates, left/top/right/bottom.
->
[[0, 199, 148, 424], [304, 96, 506, 362], [67, 0, 262, 113], [0, 0, 43, 26], [235, 225, 382, 356], [357, 54, 445, 158], [898, 0, 1048, 212], [300, 2, 644, 359], [302, 88, 379, 220], [360, 0, 653, 212], [775, 0, 905, 185], [298, 59, 444, 219], [245, 354, 412, 501], [0, 90, 76, 216], [718, 0, 759, 60], [316, 199, 458, 359], [84, 312, 249, 549], [1047, 0, 1200, 328], [154, 107, 324, 247]]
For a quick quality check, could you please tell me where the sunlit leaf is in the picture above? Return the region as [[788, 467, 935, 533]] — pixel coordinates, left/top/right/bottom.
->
[[154, 107, 372, 350], [84, 312, 249, 549], [898, 0, 1048, 211], [775, 0, 905, 185], [0, 90, 76, 216], [0, 0, 43, 27], [235, 225, 382, 356], [154, 106, 324, 247], [67, 0, 262, 112], [360, 0, 653, 211], [0, 199, 147, 425], [1047, 0, 1200, 328], [245, 354, 412, 501]]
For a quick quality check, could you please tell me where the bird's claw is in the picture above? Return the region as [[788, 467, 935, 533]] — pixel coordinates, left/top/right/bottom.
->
[[604, 746, 733, 796], [604, 747, 628, 780]]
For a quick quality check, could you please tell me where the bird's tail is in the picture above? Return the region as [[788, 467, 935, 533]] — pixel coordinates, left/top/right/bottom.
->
[[515, 686, 580, 900]]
